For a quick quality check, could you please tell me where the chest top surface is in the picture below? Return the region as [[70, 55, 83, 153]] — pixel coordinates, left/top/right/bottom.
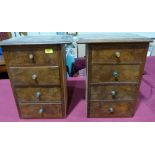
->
[[77, 33, 153, 43], [0, 35, 72, 46]]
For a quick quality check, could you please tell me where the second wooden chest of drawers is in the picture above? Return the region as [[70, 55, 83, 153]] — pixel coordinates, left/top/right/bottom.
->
[[78, 33, 152, 117]]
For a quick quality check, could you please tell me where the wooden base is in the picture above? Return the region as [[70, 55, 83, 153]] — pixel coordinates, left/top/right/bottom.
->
[[0, 65, 6, 72], [0, 55, 6, 72]]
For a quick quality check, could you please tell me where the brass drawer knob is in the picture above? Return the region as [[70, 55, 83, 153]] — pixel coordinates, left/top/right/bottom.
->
[[108, 107, 114, 113], [111, 90, 117, 98], [32, 74, 37, 80], [115, 51, 120, 58], [112, 71, 119, 80], [29, 54, 34, 60], [38, 108, 44, 114], [36, 91, 41, 99]]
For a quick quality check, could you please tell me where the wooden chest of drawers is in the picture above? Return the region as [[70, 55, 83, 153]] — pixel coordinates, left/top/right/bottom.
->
[[78, 33, 152, 117], [1, 36, 70, 118]]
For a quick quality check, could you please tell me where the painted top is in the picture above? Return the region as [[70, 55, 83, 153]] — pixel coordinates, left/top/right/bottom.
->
[[77, 33, 153, 43], [0, 35, 72, 46]]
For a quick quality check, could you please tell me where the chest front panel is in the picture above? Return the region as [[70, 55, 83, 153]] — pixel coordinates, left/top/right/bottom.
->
[[87, 43, 149, 117], [3, 45, 67, 119]]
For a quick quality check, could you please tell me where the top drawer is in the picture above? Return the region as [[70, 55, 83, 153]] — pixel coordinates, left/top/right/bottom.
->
[[90, 43, 147, 64], [5, 45, 60, 66]]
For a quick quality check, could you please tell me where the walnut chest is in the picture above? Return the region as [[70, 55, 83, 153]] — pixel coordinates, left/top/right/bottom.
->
[[1, 36, 71, 118], [78, 33, 152, 117]]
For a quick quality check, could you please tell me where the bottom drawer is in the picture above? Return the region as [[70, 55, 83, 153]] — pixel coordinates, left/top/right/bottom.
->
[[88, 101, 135, 118], [19, 103, 64, 118]]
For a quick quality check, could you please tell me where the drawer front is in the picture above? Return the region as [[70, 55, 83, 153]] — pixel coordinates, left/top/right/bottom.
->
[[91, 64, 140, 83], [15, 87, 62, 103], [90, 44, 147, 64], [88, 101, 135, 117], [6, 45, 60, 66], [90, 84, 137, 101], [9, 66, 60, 86], [19, 104, 63, 118]]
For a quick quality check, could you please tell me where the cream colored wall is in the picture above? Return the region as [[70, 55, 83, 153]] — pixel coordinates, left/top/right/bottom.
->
[[150, 41, 155, 56], [78, 44, 86, 57]]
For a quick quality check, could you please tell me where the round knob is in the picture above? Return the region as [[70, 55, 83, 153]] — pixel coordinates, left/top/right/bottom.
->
[[29, 54, 34, 59], [115, 51, 120, 58], [108, 107, 114, 113], [35, 91, 41, 98], [38, 108, 44, 114], [112, 71, 119, 80], [32, 74, 37, 80], [111, 90, 117, 98]]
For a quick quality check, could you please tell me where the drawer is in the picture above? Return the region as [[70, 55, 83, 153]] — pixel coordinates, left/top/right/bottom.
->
[[88, 101, 135, 117], [19, 103, 63, 118], [90, 84, 137, 101], [6, 45, 60, 66], [15, 87, 62, 103], [91, 64, 141, 83], [9, 66, 60, 86], [90, 44, 147, 64]]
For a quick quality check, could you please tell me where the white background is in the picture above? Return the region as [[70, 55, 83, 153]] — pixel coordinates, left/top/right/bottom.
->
[[0, 0, 155, 155]]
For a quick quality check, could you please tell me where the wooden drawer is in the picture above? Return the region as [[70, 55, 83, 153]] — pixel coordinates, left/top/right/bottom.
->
[[15, 87, 62, 103], [9, 66, 60, 86], [90, 43, 147, 64], [91, 64, 141, 83], [6, 45, 60, 66], [88, 101, 135, 117], [90, 84, 137, 101], [19, 103, 63, 118]]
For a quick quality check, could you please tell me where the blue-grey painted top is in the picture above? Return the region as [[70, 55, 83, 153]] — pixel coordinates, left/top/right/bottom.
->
[[0, 35, 72, 46], [77, 33, 153, 43]]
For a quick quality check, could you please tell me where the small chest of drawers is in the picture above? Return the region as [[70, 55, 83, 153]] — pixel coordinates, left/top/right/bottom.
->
[[1, 36, 69, 118], [87, 43, 150, 117], [78, 34, 152, 117]]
